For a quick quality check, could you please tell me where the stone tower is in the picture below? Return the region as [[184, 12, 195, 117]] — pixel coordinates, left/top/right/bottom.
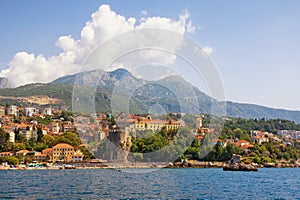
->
[[104, 129, 132, 162]]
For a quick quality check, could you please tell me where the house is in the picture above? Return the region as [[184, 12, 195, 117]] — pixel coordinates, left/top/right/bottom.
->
[[16, 150, 30, 157], [251, 130, 269, 144], [48, 122, 60, 134], [72, 150, 84, 162], [62, 121, 75, 132], [52, 143, 75, 163], [27, 151, 41, 157], [17, 124, 37, 140], [35, 154, 48, 162], [42, 148, 53, 157], [0, 152, 13, 157], [233, 140, 253, 152], [210, 139, 227, 147]]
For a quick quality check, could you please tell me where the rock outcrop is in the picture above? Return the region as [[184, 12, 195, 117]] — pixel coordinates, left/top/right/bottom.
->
[[223, 154, 258, 172]]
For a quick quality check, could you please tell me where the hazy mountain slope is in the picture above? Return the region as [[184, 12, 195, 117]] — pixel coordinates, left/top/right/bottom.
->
[[0, 68, 300, 123]]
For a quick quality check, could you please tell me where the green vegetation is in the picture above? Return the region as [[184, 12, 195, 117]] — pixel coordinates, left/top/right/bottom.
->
[[130, 116, 300, 164], [130, 127, 194, 162]]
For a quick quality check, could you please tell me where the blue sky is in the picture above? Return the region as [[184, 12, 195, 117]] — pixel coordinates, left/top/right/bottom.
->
[[1, 0, 300, 110]]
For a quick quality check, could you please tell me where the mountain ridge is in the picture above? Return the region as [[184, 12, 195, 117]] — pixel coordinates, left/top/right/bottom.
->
[[0, 68, 300, 123]]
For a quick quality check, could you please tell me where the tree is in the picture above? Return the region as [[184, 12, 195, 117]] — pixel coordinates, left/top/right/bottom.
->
[[33, 143, 48, 152], [15, 130, 27, 143], [36, 127, 43, 143], [133, 153, 143, 162], [79, 146, 94, 160], [58, 132, 81, 147], [5, 156, 19, 165], [283, 152, 290, 161], [14, 143, 27, 152], [42, 134, 57, 147], [0, 128, 9, 151]]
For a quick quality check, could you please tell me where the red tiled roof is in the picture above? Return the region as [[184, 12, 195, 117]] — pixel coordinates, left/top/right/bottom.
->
[[16, 150, 30, 154], [241, 144, 254, 149], [53, 143, 74, 149]]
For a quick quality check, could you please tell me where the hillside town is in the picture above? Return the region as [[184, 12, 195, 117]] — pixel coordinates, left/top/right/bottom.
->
[[0, 104, 300, 169]]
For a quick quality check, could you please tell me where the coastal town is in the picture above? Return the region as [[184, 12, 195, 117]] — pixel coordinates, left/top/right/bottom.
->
[[0, 104, 300, 170]]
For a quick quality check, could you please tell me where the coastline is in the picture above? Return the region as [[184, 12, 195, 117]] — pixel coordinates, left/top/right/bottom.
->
[[1, 161, 299, 171]]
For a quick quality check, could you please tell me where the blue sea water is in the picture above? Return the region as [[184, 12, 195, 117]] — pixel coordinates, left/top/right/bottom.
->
[[0, 168, 299, 199]]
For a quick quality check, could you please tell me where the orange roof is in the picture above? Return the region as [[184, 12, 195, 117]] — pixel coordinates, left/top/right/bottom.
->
[[210, 139, 225, 143], [238, 140, 249, 143], [196, 135, 204, 140], [42, 148, 53, 153], [17, 124, 29, 128], [53, 143, 74, 149], [241, 144, 254, 149], [16, 150, 30, 154], [0, 152, 13, 155]]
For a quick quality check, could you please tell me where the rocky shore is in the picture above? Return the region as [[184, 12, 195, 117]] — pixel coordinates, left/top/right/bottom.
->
[[1, 160, 300, 170]]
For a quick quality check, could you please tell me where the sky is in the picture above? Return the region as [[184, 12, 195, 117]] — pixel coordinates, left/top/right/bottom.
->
[[1, 0, 300, 111]]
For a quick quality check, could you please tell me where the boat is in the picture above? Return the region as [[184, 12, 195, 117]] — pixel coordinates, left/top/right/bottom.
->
[[63, 164, 76, 169]]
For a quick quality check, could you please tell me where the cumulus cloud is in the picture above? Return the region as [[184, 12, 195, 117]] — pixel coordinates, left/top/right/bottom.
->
[[0, 4, 204, 87], [141, 10, 147, 16]]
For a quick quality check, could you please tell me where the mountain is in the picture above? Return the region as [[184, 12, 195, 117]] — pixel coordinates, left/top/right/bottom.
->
[[0, 68, 300, 123], [0, 77, 12, 89]]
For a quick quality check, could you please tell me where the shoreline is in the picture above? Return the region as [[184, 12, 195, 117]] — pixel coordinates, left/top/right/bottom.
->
[[1, 161, 299, 170]]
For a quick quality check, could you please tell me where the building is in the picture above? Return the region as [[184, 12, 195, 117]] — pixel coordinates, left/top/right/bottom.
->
[[196, 116, 203, 129], [42, 148, 53, 157], [0, 152, 13, 157], [210, 139, 227, 147], [23, 107, 38, 117], [17, 124, 37, 140], [72, 150, 84, 162], [278, 130, 300, 140], [251, 130, 270, 144], [52, 143, 75, 163], [0, 106, 5, 116], [8, 131, 15, 143], [6, 105, 19, 116], [16, 149, 30, 157], [48, 122, 60, 134], [134, 119, 182, 132], [43, 107, 52, 116], [35, 154, 48, 162]]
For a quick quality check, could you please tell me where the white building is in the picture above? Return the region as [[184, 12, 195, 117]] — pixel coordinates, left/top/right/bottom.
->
[[24, 107, 38, 117], [8, 131, 15, 143], [43, 107, 52, 116], [6, 105, 19, 116]]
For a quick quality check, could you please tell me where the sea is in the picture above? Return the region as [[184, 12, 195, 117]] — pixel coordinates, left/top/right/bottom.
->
[[0, 168, 299, 199]]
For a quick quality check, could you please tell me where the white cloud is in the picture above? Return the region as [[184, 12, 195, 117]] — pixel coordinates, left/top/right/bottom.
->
[[201, 46, 214, 57], [141, 10, 147, 16], [0, 4, 199, 87]]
